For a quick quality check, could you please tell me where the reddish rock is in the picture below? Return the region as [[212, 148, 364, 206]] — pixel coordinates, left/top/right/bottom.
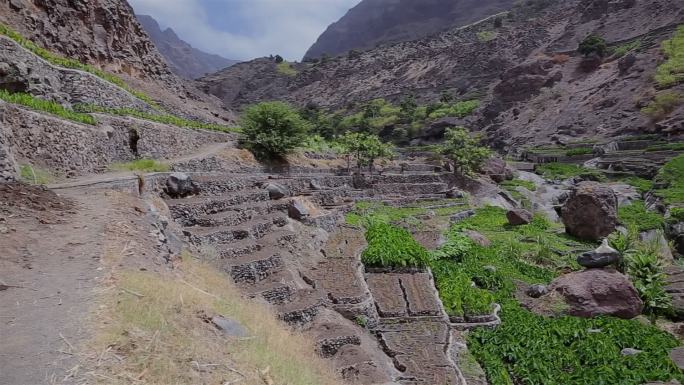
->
[[548, 268, 643, 319], [561, 182, 618, 241], [482, 158, 515, 183], [507, 209, 533, 225]]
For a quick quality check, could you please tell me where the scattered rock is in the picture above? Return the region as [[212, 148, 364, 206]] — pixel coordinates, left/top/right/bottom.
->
[[465, 230, 491, 247], [577, 239, 620, 268], [482, 158, 515, 183], [621, 348, 643, 356], [506, 208, 532, 226], [165, 173, 199, 198], [666, 221, 684, 256], [288, 199, 310, 220], [561, 182, 618, 241], [547, 268, 643, 319], [211, 316, 250, 338], [526, 284, 548, 298], [670, 347, 684, 370], [265, 183, 289, 200], [618, 53, 637, 74], [450, 209, 475, 223], [445, 187, 465, 199], [309, 179, 323, 190]]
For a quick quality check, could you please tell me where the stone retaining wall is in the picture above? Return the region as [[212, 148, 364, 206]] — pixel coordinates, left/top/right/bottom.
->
[[0, 121, 18, 182], [0, 36, 152, 111], [0, 101, 234, 179]]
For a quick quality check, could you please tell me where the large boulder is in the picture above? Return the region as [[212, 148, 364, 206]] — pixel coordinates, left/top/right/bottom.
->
[[482, 158, 515, 183], [265, 182, 289, 200], [507, 209, 533, 225], [548, 269, 643, 319], [165, 173, 199, 198], [288, 199, 310, 220], [561, 182, 618, 241]]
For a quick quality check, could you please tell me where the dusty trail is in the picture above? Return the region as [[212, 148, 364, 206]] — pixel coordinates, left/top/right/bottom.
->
[[0, 185, 110, 385]]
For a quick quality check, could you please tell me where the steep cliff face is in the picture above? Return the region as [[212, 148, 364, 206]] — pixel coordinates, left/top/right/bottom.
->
[[0, 0, 235, 124], [201, 0, 684, 147], [304, 0, 516, 60], [0, 0, 174, 83], [137, 14, 238, 79]]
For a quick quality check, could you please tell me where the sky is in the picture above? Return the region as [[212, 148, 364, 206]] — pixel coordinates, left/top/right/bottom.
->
[[129, 0, 362, 61]]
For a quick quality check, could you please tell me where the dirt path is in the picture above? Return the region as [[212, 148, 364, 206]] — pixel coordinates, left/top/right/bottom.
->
[[0, 184, 110, 385]]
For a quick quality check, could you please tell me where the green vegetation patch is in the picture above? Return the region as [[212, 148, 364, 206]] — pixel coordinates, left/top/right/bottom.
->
[[645, 142, 684, 152], [361, 221, 430, 268], [500, 178, 537, 192], [276, 62, 298, 77], [1, 90, 96, 125], [110, 159, 170, 173], [655, 25, 684, 88], [19, 164, 55, 185], [620, 176, 653, 194], [76, 104, 237, 133], [477, 31, 498, 42], [642, 92, 683, 121], [618, 201, 664, 232], [428, 100, 480, 120], [654, 154, 684, 205], [535, 162, 605, 181], [469, 302, 683, 385], [0, 23, 155, 105], [565, 147, 594, 156], [611, 39, 641, 58], [669, 207, 684, 223]]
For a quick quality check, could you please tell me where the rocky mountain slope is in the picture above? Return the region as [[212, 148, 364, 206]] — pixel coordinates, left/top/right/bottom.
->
[[0, 0, 235, 124], [304, 0, 515, 60], [137, 14, 238, 79], [201, 0, 684, 149]]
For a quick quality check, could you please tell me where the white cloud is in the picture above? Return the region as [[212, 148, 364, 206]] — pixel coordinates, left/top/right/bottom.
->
[[129, 0, 361, 61]]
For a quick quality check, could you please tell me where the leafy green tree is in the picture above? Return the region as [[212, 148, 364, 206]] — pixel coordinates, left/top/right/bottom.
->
[[578, 34, 608, 57], [337, 132, 394, 174], [274, 54, 284, 63], [399, 94, 418, 122], [438, 127, 492, 175], [240, 101, 310, 158]]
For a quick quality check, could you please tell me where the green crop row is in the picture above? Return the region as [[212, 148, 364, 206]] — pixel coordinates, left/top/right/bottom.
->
[[535, 162, 605, 181], [618, 201, 664, 232], [0, 90, 96, 125], [361, 221, 430, 268]]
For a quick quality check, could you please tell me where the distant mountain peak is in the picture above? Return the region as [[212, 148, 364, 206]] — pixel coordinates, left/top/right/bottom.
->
[[136, 14, 238, 79]]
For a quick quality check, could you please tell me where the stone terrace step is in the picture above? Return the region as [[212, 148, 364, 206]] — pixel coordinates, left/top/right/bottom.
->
[[314, 323, 362, 358], [168, 189, 271, 221], [225, 254, 284, 284], [192, 201, 290, 227], [371, 182, 448, 195], [216, 230, 297, 259], [278, 290, 327, 327], [184, 217, 287, 245]]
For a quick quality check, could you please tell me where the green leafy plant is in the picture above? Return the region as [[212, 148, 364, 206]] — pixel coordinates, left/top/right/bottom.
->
[[624, 245, 672, 322], [565, 147, 594, 156], [1, 90, 96, 125], [276, 61, 298, 77], [655, 25, 684, 88], [361, 221, 430, 268], [611, 40, 641, 58], [535, 162, 605, 181], [427, 100, 480, 119], [438, 127, 492, 175], [620, 176, 653, 194], [499, 178, 537, 191], [669, 207, 684, 223], [336, 132, 394, 173], [654, 154, 684, 205], [19, 164, 54, 185], [240, 101, 311, 158]]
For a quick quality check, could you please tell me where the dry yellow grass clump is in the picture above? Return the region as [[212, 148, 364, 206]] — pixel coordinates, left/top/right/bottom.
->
[[88, 257, 344, 385]]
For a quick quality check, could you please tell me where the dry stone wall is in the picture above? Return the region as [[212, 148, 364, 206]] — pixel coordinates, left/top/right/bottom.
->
[[0, 37, 152, 111], [0, 101, 234, 179], [0, 122, 18, 182]]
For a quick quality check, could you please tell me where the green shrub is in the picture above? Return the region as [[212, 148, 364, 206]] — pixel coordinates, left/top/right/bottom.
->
[[336, 132, 394, 172], [644, 142, 684, 152], [428, 100, 480, 119], [500, 179, 537, 192], [361, 221, 430, 268], [578, 34, 608, 57], [535, 162, 605, 181], [625, 245, 672, 321], [1, 90, 96, 125], [240, 101, 310, 158], [19, 164, 54, 185], [74, 104, 236, 132], [438, 127, 492, 175], [620, 176, 653, 194], [641, 92, 683, 121], [669, 207, 684, 223], [611, 40, 641, 58], [655, 25, 684, 88], [110, 159, 170, 173], [618, 201, 664, 232], [0, 22, 155, 106]]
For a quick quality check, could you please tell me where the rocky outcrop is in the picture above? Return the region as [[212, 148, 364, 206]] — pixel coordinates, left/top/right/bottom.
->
[[304, 0, 516, 60], [548, 268, 643, 319], [561, 182, 618, 241], [0, 0, 175, 85], [136, 15, 238, 79]]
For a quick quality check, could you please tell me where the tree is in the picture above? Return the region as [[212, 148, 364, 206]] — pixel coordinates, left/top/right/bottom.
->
[[240, 101, 310, 158], [399, 94, 418, 123], [337, 132, 394, 174], [578, 34, 608, 57], [438, 127, 492, 175], [274, 54, 284, 63]]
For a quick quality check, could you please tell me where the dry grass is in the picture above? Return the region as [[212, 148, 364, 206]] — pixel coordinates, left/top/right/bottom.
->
[[86, 256, 344, 385]]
